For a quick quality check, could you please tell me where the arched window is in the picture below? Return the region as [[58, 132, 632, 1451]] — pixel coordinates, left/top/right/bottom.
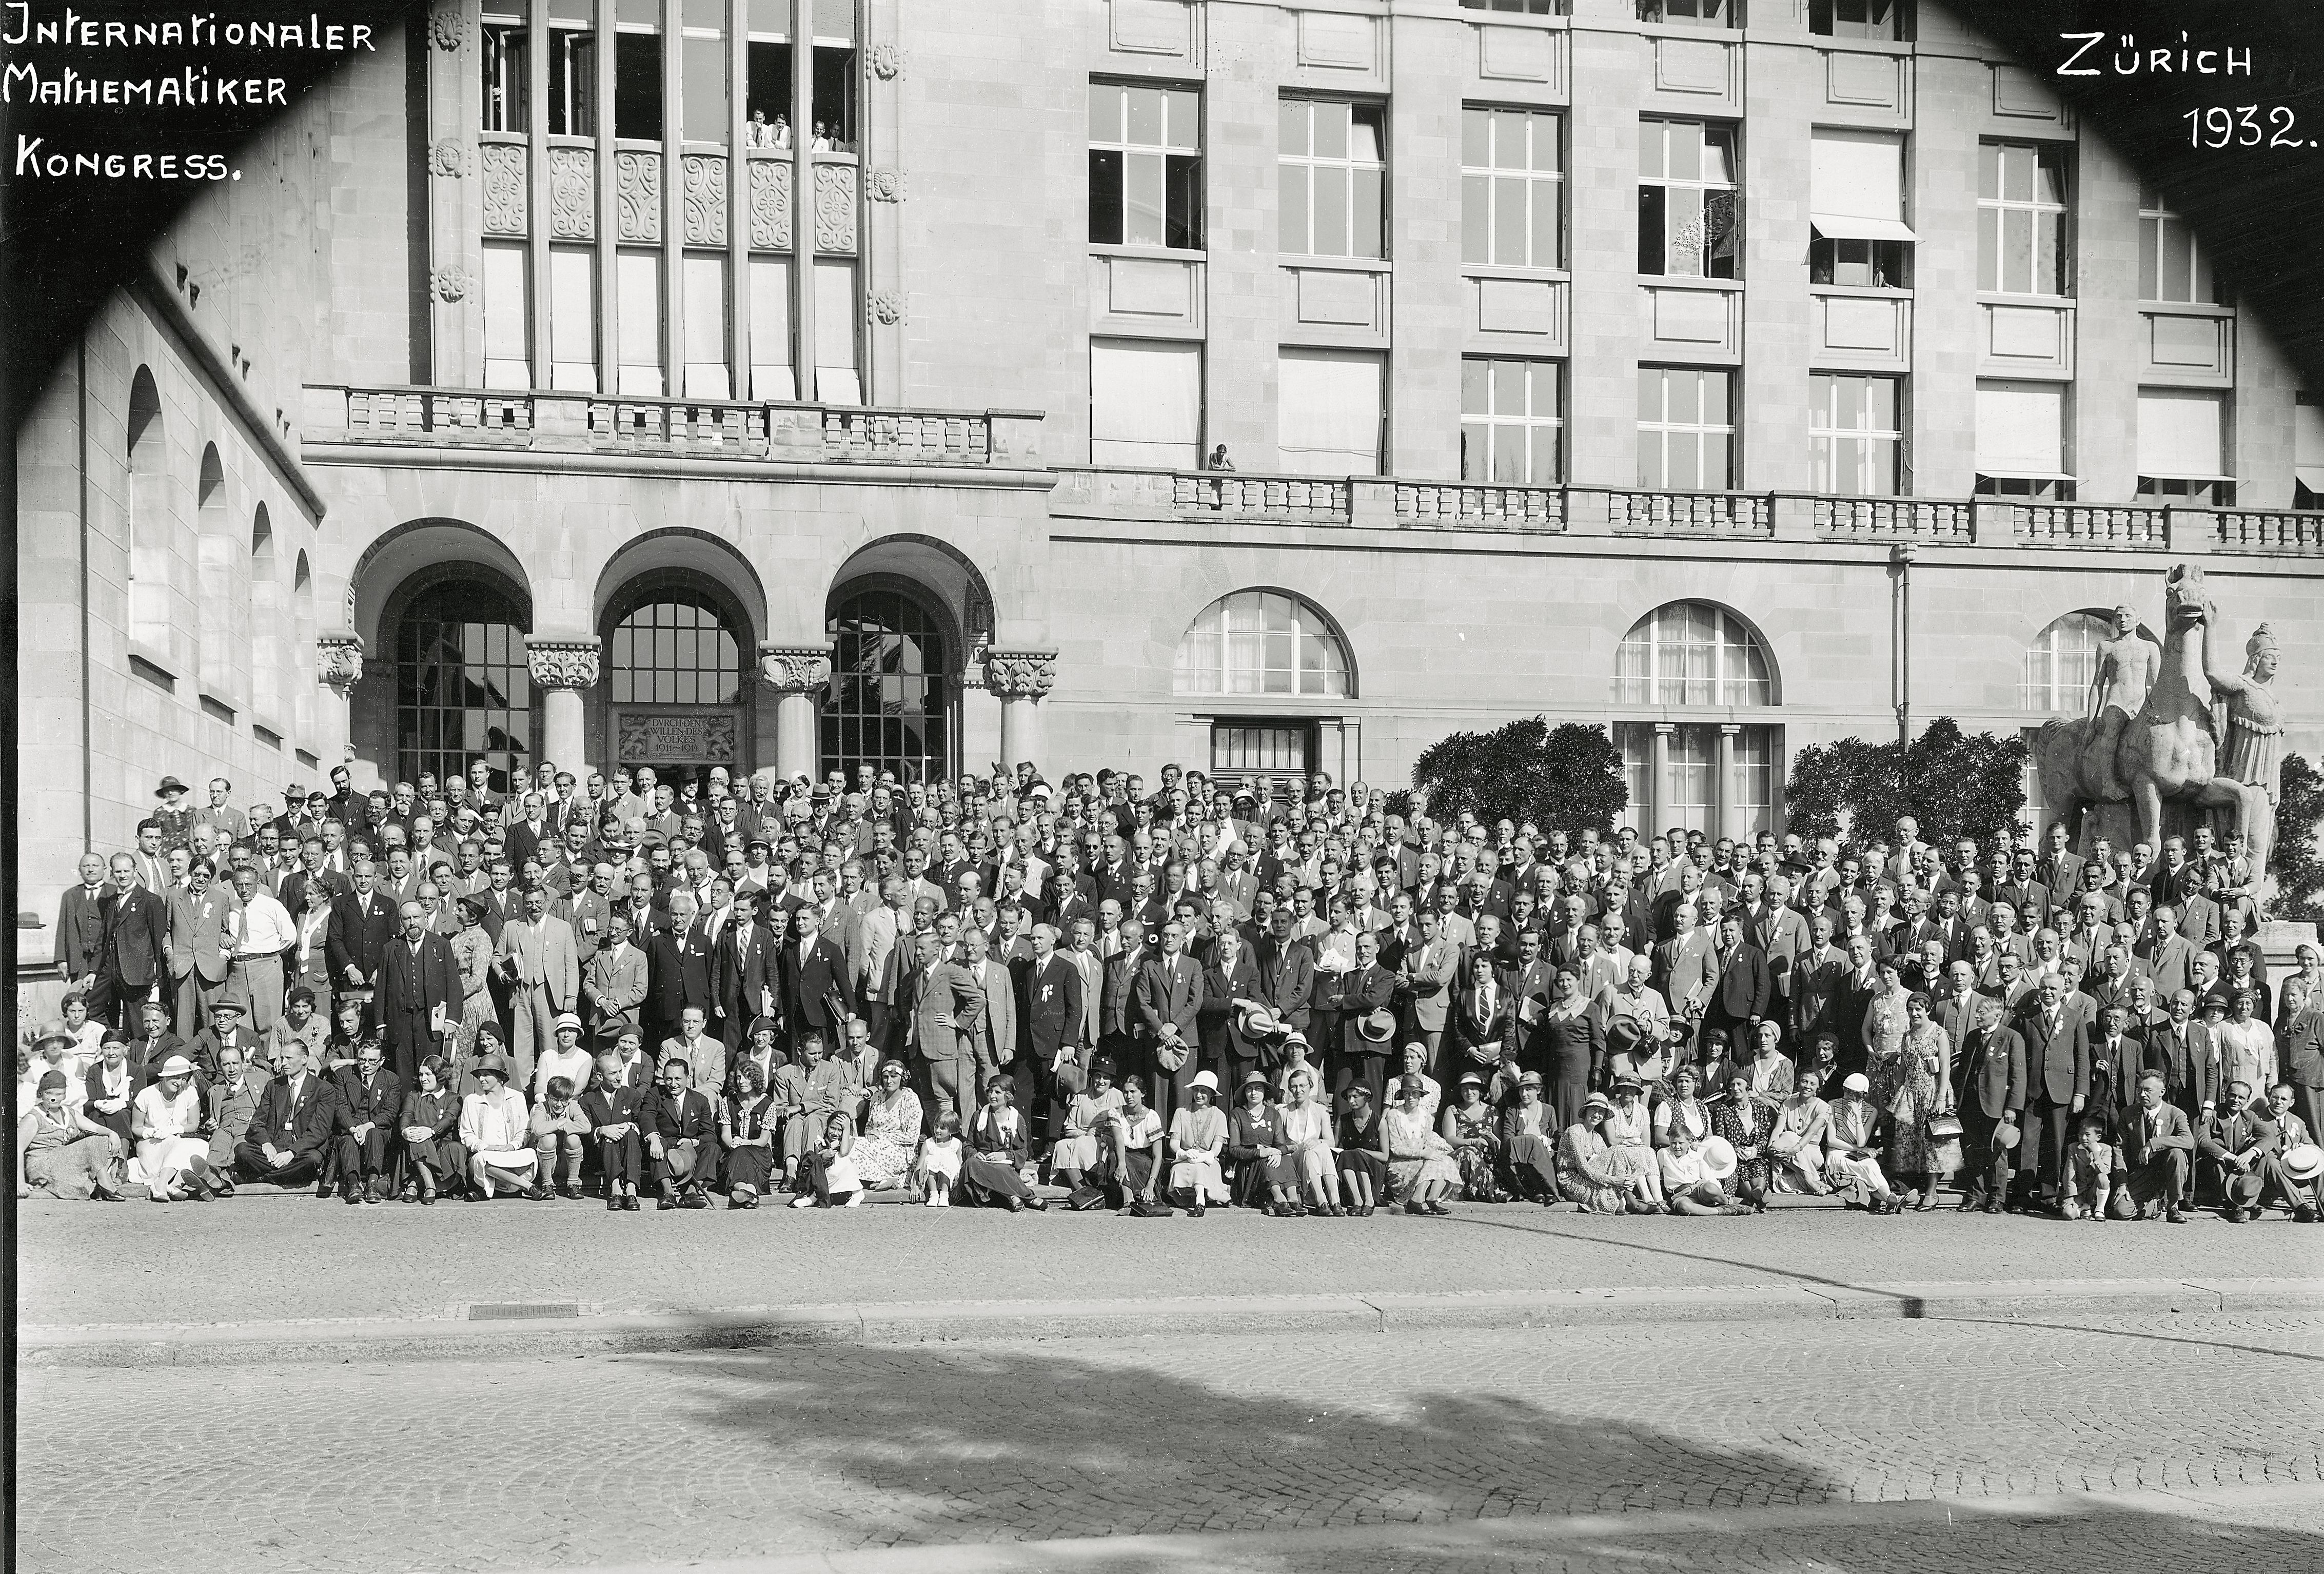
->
[[825, 586, 951, 784], [1609, 601, 1778, 840], [1611, 601, 1771, 707], [609, 589, 743, 705], [292, 551, 315, 738], [2020, 609, 2124, 713], [396, 578, 530, 795], [251, 506, 283, 721], [127, 367, 169, 650], [196, 444, 238, 701], [1173, 589, 1350, 697]]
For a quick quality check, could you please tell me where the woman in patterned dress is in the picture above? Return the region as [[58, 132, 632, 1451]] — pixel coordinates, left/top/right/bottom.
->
[[1878, 991, 1956, 1209], [1440, 1073, 1504, 1202], [852, 1059, 926, 1192], [1555, 1093, 1656, 1214], [450, 896, 497, 1060], [1711, 1080, 1779, 1211]]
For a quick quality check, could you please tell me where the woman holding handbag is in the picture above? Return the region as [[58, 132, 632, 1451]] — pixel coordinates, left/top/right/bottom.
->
[[1885, 990, 1960, 1210]]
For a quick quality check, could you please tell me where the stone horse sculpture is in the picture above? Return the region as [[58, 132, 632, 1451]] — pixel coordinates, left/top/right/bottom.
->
[[2032, 563, 2280, 906]]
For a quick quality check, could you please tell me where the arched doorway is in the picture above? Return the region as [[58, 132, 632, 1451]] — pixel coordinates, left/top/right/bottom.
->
[[824, 580, 956, 785], [395, 576, 533, 795], [602, 570, 751, 794]]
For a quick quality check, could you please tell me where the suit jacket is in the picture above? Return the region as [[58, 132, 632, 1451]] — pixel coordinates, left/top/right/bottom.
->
[[168, 886, 241, 986], [247, 1072, 336, 1156], [494, 914, 581, 1008], [715, 920, 781, 1032], [1253, 936, 1316, 1037], [377, 932, 461, 1041], [1134, 951, 1205, 1051], [2196, 1107, 2278, 1165], [325, 890, 396, 985], [1098, 949, 1143, 1042], [671, 916, 720, 1017], [1653, 930, 1717, 1013], [56, 884, 109, 979], [2118, 1099, 2196, 1168], [1703, 942, 1774, 1025], [1023, 950, 1087, 1065], [2144, 1019, 2222, 1112], [584, 942, 650, 1032], [330, 1066, 405, 1133], [103, 884, 172, 990], [1405, 937, 1463, 1033], [1197, 943, 1264, 1058], [641, 1086, 717, 1146], [2020, 995, 2094, 1107], [1316, 962, 1396, 1058], [1445, 979, 1519, 1069], [2088, 1033, 2145, 1123], [780, 934, 856, 1039], [1959, 1023, 2027, 1120], [903, 954, 983, 1060], [2138, 936, 2198, 1004], [971, 957, 1016, 1065]]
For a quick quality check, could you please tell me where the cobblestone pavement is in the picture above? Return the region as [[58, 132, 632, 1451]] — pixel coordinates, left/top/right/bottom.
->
[[17, 1313, 2321, 1573], [17, 1187, 2311, 1329]]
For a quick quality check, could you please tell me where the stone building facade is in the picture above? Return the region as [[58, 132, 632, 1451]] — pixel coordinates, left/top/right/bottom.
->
[[16, 0, 2324, 960]]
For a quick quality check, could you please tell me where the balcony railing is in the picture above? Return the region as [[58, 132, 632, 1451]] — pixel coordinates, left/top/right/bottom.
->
[[1600, 488, 1776, 538], [1392, 481, 1567, 532], [1172, 471, 1353, 522], [1809, 496, 1975, 543], [2207, 507, 2324, 555], [2006, 502, 2170, 549], [305, 386, 1043, 468]]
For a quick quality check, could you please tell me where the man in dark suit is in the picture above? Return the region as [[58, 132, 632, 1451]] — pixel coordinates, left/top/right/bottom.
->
[[1196, 920, 1264, 1094], [2116, 1071, 2194, 1222], [640, 1054, 720, 1209], [1699, 915, 1772, 1050], [1019, 922, 1086, 1136], [2086, 1001, 2146, 1142], [327, 862, 397, 1025], [55, 853, 110, 1004], [780, 904, 856, 1063], [1097, 920, 1147, 1089], [665, 892, 723, 1047], [235, 1040, 337, 1190], [1254, 907, 1316, 1043], [2143, 988, 2220, 1126], [1954, 996, 2025, 1212], [715, 889, 780, 1051], [2016, 972, 2093, 1210], [377, 900, 461, 1086], [97, 853, 172, 1032], [329, 1036, 405, 1203], [2196, 1081, 2277, 1222], [1135, 917, 1207, 1118], [1314, 929, 1397, 1111]]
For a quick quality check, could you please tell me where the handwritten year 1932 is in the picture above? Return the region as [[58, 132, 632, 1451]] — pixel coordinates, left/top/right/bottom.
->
[[2182, 106, 2311, 149]]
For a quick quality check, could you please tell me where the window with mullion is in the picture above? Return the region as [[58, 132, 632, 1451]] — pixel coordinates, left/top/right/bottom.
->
[[1462, 106, 1562, 268], [1089, 82, 1204, 250], [1279, 99, 1387, 261], [2137, 186, 2218, 305], [1809, 372, 1903, 496], [1978, 141, 2070, 297], [482, 4, 529, 133], [1639, 120, 1737, 279], [1636, 366, 1734, 490], [1462, 358, 1563, 484]]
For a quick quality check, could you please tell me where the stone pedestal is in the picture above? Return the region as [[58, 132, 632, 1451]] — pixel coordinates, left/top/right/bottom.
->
[[759, 644, 834, 781], [984, 650, 1057, 778], [524, 634, 602, 776], [317, 631, 365, 773]]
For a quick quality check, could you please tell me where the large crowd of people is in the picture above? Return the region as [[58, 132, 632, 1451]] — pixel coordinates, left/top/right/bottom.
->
[[21, 759, 2324, 1225]]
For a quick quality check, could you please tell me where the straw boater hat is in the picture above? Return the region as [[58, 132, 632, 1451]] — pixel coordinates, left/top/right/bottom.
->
[[1699, 1136, 1738, 1181]]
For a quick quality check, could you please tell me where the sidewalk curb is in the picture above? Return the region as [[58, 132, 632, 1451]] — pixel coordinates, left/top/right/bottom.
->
[[22, 1277, 2319, 1368]]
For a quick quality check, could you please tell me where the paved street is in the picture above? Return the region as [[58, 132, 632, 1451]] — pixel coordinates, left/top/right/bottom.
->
[[16, 1312, 2321, 1573], [15, 1187, 2310, 1330]]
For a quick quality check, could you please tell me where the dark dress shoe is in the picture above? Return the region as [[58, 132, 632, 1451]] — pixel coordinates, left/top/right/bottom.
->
[[606, 1193, 623, 1211], [561, 1183, 584, 1200], [2167, 1208, 2190, 1224], [343, 1189, 362, 1205], [656, 1194, 675, 1211], [523, 1185, 549, 1201], [1188, 1204, 1206, 1217], [1006, 1196, 1025, 1212]]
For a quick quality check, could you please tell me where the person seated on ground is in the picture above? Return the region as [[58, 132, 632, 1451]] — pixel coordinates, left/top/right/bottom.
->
[[1441, 1072, 1503, 1203], [2058, 1117, 2117, 1221], [126, 998, 186, 1087], [204, 1045, 268, 1178], [1269, 1032, 1326, 1104], [80, 1033, 141, 1151], [1228, 1071, 1299, 1215], [2197, 1077, 2277, 1223], [398, 1054, 464, 1205], [1653, 1064, 1731, 1214], [1769, 1069, 1834, 1196], [582, 1050, 645, 1211], [1740, 1019, 1796, 1100], [1557, 1092, 1658, 1215], [1334, 1082, 1389, 1215], [1823, 1072, 1902, 1213], [2112, 1071, 2194, 1224], [792, 1111, 862, 1209], [2256, 1083, 2321, 1222], [16, 1063, 129, 1202], [133, 1055, 228, 1202], [730, 1017, 783, 1103], [1102, 1074, 1168, 1216], [535, 1013, 595, 1108], [963, 1080, 1045, 1211], [459, 1055, 538, 1200], [1710, 1078, 1778, 1213], [22, 1019, 87, 1113], [1502, 1071, 1560, 1204], [663, 1008, 727, 1115], [1385, 1072, 1462, 1216], [237, 1042, 334, 1191], [526, 1074, 590, 1201], [720, 1057, 778, 1209], [642, 1054, 720, 1210], [1280, 1065, 1344, 1215], [1604, 1079, 1666, 1210], [793, 1032, 864, 1171], [853, 1058, 923, 1194], [331, 1035, 404, 1205], [1161, 1069, 1227, 1214], [912, 1111, 964, 1206], [1051, 1059, 1121, 1203]]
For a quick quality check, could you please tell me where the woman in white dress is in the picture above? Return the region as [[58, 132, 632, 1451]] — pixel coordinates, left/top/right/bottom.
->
[[1769, 1070, 1833, 1195], [1050, 1060, 1122, 1198], [1278, 1066, 1343, 1215], [1383, 1073, 1462, 1215], [1603, 1080, 1665, 1209], [1164, 1070, 1229, 1212], [1653, 1064, 1723, 1213], [132, 1056, 229, 1201]]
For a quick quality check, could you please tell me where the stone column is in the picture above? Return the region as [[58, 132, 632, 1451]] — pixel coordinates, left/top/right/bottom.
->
[[759, 643, 834, 781], [318, 630, 364, 771], [984, 650, 1057, 779], [1650, 723, 1674, 840], [1716, 723, 1739, 843], [524, 634, 601, 777]]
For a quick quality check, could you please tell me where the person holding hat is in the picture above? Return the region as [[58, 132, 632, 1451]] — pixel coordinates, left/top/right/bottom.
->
[[1555, 1092, 1654, 1215], [1952, 996, 2025, 1214], [1161, 1068, 1228, 1212], [132, 1055, 228, 1201], [1710, 1076, 1779, 1211], [2196, 1078, 2278, 1222], [16, 1035, 129, 1201], [1441, 1073, 1504, 1203], [459, 1055, 539, 1200], [1314, 929, 1397, 1112], [1823, 1072, 1902, 1213], [1384, 1073, 1462, 1216], [2255, 1083, 2321, 1221]]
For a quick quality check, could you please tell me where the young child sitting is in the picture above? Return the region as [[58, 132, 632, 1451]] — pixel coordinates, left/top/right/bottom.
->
[[2060, 1118, 2117, 1221], [915, 1111, 963, 1206]]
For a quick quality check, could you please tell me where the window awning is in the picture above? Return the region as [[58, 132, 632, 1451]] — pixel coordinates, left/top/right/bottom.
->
[[1811, 213, 1919, 243], [2299, 466, 2324, 493], [1976, 468, 2079, 482], [2137, 389, 2224, 480], [1977, 381, 2066, 478]]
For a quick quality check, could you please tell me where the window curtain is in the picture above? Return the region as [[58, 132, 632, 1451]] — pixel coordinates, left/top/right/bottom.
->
[[1090, 339, 1202, 468], [1277, 348, 1384, 476]]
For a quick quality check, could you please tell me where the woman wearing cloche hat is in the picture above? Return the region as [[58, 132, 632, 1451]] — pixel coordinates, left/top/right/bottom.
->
[[15, 1027, 129, 1202]]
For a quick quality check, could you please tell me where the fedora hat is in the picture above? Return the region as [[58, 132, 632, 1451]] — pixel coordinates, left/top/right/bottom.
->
[[1234, 1004, 1282, 1041], [2282, 1143, 2324, 1183], [1699, 1135, 1738, 1182], [1357, 1007, 1396, 1043]]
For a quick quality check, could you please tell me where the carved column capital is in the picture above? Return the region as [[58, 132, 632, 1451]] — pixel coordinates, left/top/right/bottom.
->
[[759, 643, 836, 693], [982, 650, 1058, 701], [318, 631, 365, 698], [524, 635, 603, 691]]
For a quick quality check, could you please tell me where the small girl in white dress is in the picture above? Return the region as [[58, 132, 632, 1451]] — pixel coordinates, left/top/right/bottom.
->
[[915, 1112, 964, 1206]]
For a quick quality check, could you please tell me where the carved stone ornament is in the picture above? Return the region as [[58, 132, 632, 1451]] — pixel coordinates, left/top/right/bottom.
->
[[481, 143, 527, 234], [525, 638, 603, 691], [759, 645, 835, 693], [982, 651, 1058, 700], [318, 633, 365, 698], [615, 151, 662, 243], [431, 264, 469, 303], [680, 154, 727, 246], [548, 147, 595, 239], [813, 163, 858, 252], [429, 1, 469, 51], [868, 289, 905, 326], [431, 139, 468, 178], [749, 158, 792, 250], [870, 42, 902, 80], [866, 165, 903, 203]]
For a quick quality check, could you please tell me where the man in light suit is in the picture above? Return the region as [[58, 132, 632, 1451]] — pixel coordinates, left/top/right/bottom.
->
[[1403, 909, 1461, 1073], [904, 930, 984, 1123], [962, 924, 1016, 1106], [168, 862, 242, 1039], [1135, 918, 1206, 1119], [583, 914, 650, 1045], [2116, 1071, 2194, 1221], [2016, 971, 2093, 1210], [493, 883, 580, 1094], [2137, 904, 2199, 1004]]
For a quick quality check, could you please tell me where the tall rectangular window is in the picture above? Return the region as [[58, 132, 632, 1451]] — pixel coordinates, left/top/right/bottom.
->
[[547, 0, 596, 136], [1637, 366, 1733, 489], [617, 248, 664, 395], [1810, 0, 1909, 38], [1809, 129, 1913, 287], [1810, 373, 1903, 495], [1979, 141, 2070, 296], [682, 0, 729, 143], [482, 2, 529, 133], [2138, 186, 2219, 305], [1618, 726, 1652, 834], [483, 241, 531, 388], [550, 246, 598, 392], [1639, 120, 1737, 279], [749, 254, 793, 400], [744, 0, 792, 139], [1089, 82, 1204, 250], [1279, 100, 1386, 260], [1730, 726, 1775, 837], [1462, 358, 1562, 483], [1278, 347, 1384, 476], [682, 252, 730, 398], [812, 0, 859, 149], [1462, 106, 1561, 268], [814, 256, 860, 404], [1090, 339, 1203, 468], [2135, 388, 2230, 504], [615, 0, 664, 141], [2297, 395, 2324, 509], [1974, 378, 2071, 498]]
